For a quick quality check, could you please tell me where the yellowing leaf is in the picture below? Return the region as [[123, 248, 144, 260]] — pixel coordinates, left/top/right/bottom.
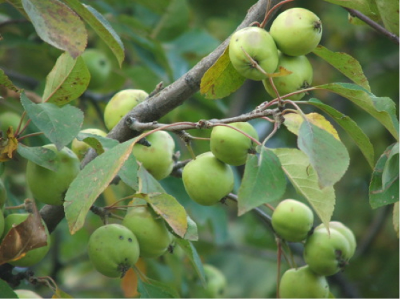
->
[[284, 112, 340, 140], [0, 127, 18, 162]]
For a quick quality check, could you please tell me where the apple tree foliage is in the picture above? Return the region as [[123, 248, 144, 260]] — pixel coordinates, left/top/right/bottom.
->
[[0, 0, 398, 298]]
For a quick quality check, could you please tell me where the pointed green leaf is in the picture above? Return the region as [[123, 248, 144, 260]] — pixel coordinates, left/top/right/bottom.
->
[[200, 46, 246, 99], [16, 144, 58, 171], [75, 132, 118, 156], [273, 148, 335, 228], [237, 150, 286, 216], [20, 92, 83, 151], [0, 69, 20, 92], [308, 98, 374, 168], [316, 83, 399, 140], [21, 0, 87, 58], [174, 238, 205, 285], [137, 277, 178, 298], [63, 0, 125, 66], [298, 121, 350, 187], [0, 279, 18, 298], [312, 45, 370, 91], [146, 193, 188, 238], [369, 143, 399, 209], [184, 216, 199, 241], [64, 139, 136, 234], [43, 52, 90, 105], [137, 166, 166, 194], [382, 142, 399, 189]]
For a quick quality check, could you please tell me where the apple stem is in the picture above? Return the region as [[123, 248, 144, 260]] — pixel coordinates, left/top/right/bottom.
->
[[260, 0, 296, 29]]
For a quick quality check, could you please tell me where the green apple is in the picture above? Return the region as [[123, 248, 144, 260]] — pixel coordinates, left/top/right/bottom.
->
[[26, 144, 80, 205], [279, 265, 329, 298], [104, 89, 149, 131], [304, 228, 352, 276], [229, 26, 279, 80], [270, 8, 322, 56], [71, 128, 107, 160], [0, 179, 6, 208], [182, 152, 234, 206], [262, 52, 313, 101], [82, 49, 112, 90], [0, 111, 23, 135], [210, 122, 259, 166], [132, 130, 175, 180], [203, 264, 227, 298], [271, 199, 314, 242], [122, 204, 172, 258], [1, 213, 51, 267], [315, 221, 357, 258], [87, 224, 140, 278], [14, 289, 43, 299]]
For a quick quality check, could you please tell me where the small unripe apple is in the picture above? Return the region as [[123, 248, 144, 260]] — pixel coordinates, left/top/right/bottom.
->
[[203, 264, 227, 298], [132, 131, 175, 180], [279, 265, 329, 298], [0, 111, 23, 134], [82, 49, 112, 90], [182, 152, 234, 206], [0, 179, 6, 208], [270, 8, 322, 56], [2, 213, 51, 267], [104, 89, 149, 131], [14, 289, 43, 299], [315, 221, 357, 258], [122, 204, 172, 258], [71, 128, 107, 160], [210, 122, 259, 166], [304, 228, 352, 276], [229, 26, 279, 81], [271, 199, 314, 242], [262, 52, 313, 101], [26, 144, 80, 205]]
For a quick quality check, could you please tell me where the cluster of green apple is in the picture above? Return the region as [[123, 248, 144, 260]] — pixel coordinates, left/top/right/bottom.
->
[[229, 7, 322, 101], [182, 122, 259, 206], [87, 203, 173, 278], [271, 199, 357, 298]]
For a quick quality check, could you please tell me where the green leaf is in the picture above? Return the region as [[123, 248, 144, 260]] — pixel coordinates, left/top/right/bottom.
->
[[369, 143, 399, 209], [237, 150, 286, 216], [16, 144, 58, 171], [137, 166, 166, 194], [119, 154, 139, 192], [312, 45, 370, 91], [42, 52, 90, 105], [0, 69, 20, 92], [21, 0, 87, 58], [200, 46, 246, 99], [64, 139, 136, 234], [75, 132, 118, 156], [272, 148, 335, 228], [322, 0, 379, 17], [174, 238, 205, 285], [20, 92, 83, 151], [0, 279, 18, 298], [308, 98, 375, 168], [137, 277, 178, 298], [184, 216, 199, 241], [382, 142, 399, 189], [146, 193, 188, 238], [298, 121, 350, 188], [375, 0, 399, 35], [316, 82, 399, 140], [63, 0, 125, 66]]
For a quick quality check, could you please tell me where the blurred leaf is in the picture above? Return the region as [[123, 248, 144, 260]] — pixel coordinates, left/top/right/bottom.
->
[[121, 260, 147, 298], [382, 142, 398, 189], [5, 0, 29, 18], [137, 277, 178, 298], [131, 0, 171, 14], [0, 127, 18, 162], [21, 0, 87, 58], [0, 199, 48, 265], [237, 150, 286, 216], [393, 202, 399, 238], [307, 98, 375, 168], [312, 45, 370, 91], [146, 193, 188, 238], [42, 52, 90, 105], [17, 144, 58, 171], [0, 279, 17, 298], [298, 121, 350, 188], [64, 0, 125, 66], [0, 69, 20, 92], [369, 143, 399, 208], [174, 238, 205, 285], [316, 83, 399, 140], [20, 92, 84, 151], [52, 287, 73, 298], [374, 0, 399, 35], [200, 46, 246, 99], [64, 139, 136, 234], [284, 112, 340, 140], [273, 148, 335, 228], [170, 28, 220, 56]]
